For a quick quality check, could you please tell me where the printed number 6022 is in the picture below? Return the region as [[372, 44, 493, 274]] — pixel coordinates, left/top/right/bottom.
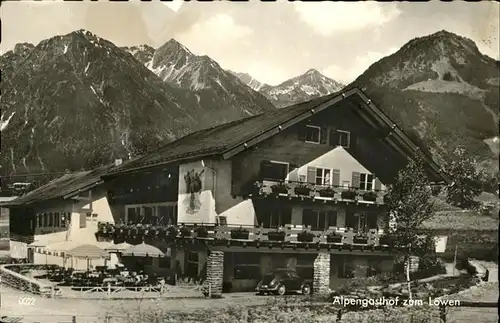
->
[[18, 297, 36, 306]]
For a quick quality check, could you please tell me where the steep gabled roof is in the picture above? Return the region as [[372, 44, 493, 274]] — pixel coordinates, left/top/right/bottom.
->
[[106, 88, 450, 184], [0, 163, 116, 207]]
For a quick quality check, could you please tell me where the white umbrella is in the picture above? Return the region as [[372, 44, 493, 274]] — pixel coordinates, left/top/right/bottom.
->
[[105, 242, 132, 252], [122, 242, 165, 257]]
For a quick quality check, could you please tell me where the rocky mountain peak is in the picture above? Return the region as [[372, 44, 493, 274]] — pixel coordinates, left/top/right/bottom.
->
[[349, 30, 499, 174], [256, 69, 345, 108]]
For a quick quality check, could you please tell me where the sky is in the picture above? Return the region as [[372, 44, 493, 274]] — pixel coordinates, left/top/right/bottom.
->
[[1, 0, 499, 85]]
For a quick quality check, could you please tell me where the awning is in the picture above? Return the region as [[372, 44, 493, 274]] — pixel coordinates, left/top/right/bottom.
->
[[122, 242, 165, 257], [66, 244, 109, 259]]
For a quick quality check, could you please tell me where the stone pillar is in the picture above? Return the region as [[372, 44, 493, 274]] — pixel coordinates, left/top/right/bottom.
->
[[313, 252, 331, 295], [206, 251, 224, 297]]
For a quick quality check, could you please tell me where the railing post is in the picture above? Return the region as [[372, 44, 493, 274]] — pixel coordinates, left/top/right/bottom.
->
[[439, 304, 446, 323]]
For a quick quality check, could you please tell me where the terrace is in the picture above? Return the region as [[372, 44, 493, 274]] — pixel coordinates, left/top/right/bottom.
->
[[250, 180, 387, 205], [96, 222, 394, 252]]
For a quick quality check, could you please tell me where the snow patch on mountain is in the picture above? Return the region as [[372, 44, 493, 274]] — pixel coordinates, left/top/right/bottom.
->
[[259, 69, 345, 108]]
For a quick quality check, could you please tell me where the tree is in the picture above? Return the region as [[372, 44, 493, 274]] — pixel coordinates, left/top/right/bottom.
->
[[384, 156, 436, 299], [443, 146, 485, 208]]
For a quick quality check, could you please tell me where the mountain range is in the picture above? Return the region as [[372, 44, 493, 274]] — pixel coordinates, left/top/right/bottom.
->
[[229, 69, 345, 108], [0, 30, 274, 175], [1, 29, 498, 182]]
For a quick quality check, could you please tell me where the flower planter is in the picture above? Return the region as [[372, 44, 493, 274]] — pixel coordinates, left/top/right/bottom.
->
[[319, 189, 335, 198], [327, 235, 343, 243], [297, 232, 314, 242], [363, 192, 378, 202], [231, 230, 250, 240], [268, 231, 286, 241], [166, 226, 179, 238], [294, 186, 311, 196], [341, 190, 357, 200], [379, 235, 392, 246], [196, 227, 209, 238], [271, 185, 289, 195], [353, 236, 369, 244], [180, 228, 192, 237]]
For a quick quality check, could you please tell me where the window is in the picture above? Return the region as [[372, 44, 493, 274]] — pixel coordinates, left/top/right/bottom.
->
[[261, 161, 289, 181], [345, 212, 378, 232], [338, 257, 355, 278], [305, 125, 321, 144], [125, 203, 177, 225], [262, 206, 292, 228], [315, 168, 331, 186], [43, 213, 48, 227], [159, 257, 171, 269], [337, 130, 350, 148], [234, 253, 261, 280], [302, 209, 337, 230], [360, 173, 374, 191]]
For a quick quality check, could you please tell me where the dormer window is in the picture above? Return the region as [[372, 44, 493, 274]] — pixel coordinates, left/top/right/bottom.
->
[[305, 125, 321, 144]]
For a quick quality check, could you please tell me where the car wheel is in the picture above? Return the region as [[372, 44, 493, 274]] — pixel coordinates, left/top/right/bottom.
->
[[301, 284, 311, 296], [277, 285, 286, 296], [257, 292, 265, 296]]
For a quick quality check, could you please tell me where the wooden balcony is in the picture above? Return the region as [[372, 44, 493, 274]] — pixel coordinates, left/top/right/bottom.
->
[[250, 180, 387, 205], [96, 222, 394, 253]]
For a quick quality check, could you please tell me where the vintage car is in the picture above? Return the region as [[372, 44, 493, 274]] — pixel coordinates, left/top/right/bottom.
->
[[255, 268, 312, 296]]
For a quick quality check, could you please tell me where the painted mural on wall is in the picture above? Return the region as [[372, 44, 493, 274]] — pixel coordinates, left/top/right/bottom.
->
[[184, 169, 204, 214], [178, 161, 217, 224]]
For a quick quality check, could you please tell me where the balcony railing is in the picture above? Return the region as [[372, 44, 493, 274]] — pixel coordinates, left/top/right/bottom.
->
[[96, 222, 394, 251], [251, 180, 387, 204]]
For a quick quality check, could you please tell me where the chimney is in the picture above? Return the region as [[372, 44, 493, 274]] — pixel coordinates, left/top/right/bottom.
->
[[115, 159, 123, 166]]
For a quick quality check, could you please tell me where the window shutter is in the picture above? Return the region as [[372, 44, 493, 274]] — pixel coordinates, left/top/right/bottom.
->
[[288, 164, 299, 182], [298, 125, 307, 141], [329, 130, 339, 147], [259, 160, 270, 177], [374, 177, 382, 191], [80, 213, 87, 228], [307, 167, 316, 184], [348, 133, 355, 149], [320, 127, 328, 144], [327, 211, 338, 227], [351, 172, 361, 188], [332, 169, 340, 187]]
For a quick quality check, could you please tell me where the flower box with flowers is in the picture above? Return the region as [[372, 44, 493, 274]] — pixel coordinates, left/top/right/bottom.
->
[[341, 189, 358, 200], [166, 226, 179, 239], [271, 182, 290, 195], [362, 191, 378, 202], [267, 230, 286, 241], [353, 233, 368, 244], [196, 226, 209, 238], [180, 227, 192, 237], [327, 233, 343, 243], [379, 234, 393, 246], [294, 184, 311, 196], [231, 228, 250, 240], [318, 187, 335, 198], [297, 231, 315, 242]]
